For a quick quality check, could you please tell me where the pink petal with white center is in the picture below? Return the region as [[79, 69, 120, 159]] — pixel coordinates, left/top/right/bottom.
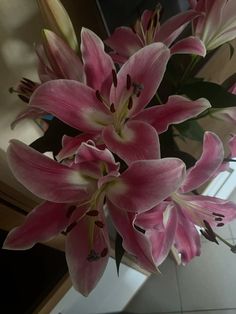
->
[[65, 214, 109, 296], [11, 107, 47, 129], [7, 140, 91, 203], [110, 43, 170, 116], [108, 200, 157, 272], [81, 28, 114, 97], [105, 27, 143, 58], [3, 201, 69, 250], [229, 134, 236, 157], [43, 30, 84, 81], [30, 79, 112, 133], [57, 133, 94, 162], [107, 158, 186, 213], [156, 10, 201, 46], [170, 36, 206, 56], [177, 194, 236, 228], [136, 202, 178, 266], [181, 132, 224, 193], [103, 120, 160, 165], [135, 96, 211, 134], [174, 207, 201, 264]]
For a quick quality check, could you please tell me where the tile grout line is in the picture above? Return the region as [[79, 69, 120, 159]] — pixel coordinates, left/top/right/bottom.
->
[[174, 264, 183, 314]]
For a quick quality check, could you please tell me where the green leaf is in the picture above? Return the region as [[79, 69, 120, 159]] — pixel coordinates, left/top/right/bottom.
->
[[175, 120, 204, 142], [115, 232, 125, 276], [181, 81, 236, 108]]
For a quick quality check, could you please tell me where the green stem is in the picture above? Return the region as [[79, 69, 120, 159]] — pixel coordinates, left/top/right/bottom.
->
[[155, 93, 163, 104], [180, 55, 200, 86]]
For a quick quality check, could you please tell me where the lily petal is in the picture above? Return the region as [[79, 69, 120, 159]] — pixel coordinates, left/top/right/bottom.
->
[[11, 107, 47, 129], [108, 200, 157, 272], [103, 120, 160, 165], [3, 201, 69, 250], [30, 79, 112, 133], [7, 140, 91, 202], [107, 158, 186, 213], [174, 207, 201, 264], [177, 194, 236, 228], [170, 36, 206, 56], [135, 96, 211, 133], [136, 203, 178, 266], [229, 134, 236, 157], [181, 132, 224, 193], [43, 29, 84, 81], [65, 214, 109, 296], [104, 27, 143, 59], [157, 10, 201, 46], [110, 43, 170, 116], [81, 28, 114, 97]]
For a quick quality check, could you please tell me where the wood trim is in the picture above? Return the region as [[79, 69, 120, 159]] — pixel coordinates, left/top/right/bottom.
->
[[33, 274, 72, 314]]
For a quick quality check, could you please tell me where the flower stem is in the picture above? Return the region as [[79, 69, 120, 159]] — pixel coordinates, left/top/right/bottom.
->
[[214, 232, 236, 253], [155, 93, 163, 104]]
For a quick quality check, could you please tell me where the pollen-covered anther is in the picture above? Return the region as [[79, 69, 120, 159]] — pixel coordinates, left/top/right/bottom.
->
[[217, 222, 224, 227], [126, 74, 132, 90], [86, 210, 99, 216], [87, 249, 100, 262], [215, 217, 223, 222], [95, 220, 104, 228], [112, 69, 118, 87], [100, 247, 108, 257], [110, 103, 116, 113]]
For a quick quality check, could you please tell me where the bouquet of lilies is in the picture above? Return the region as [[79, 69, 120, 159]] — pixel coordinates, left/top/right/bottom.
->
[[4, 0, 236, 296]]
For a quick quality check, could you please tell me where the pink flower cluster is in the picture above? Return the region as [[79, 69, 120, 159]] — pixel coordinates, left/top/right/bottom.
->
[[4, 0, 236, 296]]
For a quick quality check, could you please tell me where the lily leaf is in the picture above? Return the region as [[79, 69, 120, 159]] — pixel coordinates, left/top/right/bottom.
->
[[175, 120, 204, 142], [115, 232, 125, 276], [181, 81, 236, 108]]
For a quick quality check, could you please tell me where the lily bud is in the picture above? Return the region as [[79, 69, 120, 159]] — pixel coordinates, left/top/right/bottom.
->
[[37, 0, 78, 51]]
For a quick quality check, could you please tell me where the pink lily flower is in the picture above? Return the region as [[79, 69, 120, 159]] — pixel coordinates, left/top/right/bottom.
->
[[105, 7, 206, 64], [190, 0, 236, 50], [110, 132, 236, 265], [4, 140, 186, 295], [29, 28, 210, 164], [170, 131, 236, 262], [29, 28, 171, 164]]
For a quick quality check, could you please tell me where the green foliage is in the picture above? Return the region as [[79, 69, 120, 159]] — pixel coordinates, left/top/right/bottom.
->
[[181, 81, 236, 108], [115, 232, 125, 276]]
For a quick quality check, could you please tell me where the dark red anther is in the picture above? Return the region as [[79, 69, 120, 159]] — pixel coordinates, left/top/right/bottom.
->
[[126, 74, 131, 90], [87, 249, 100, 262], [212, 212, 225, 218], [110, 103, 116, 113], [96, 90, 103, 102], [217, 223, 224, 227], [95, 220, 104, 228], [128, 97, 133, 110], [65, 221, 77, 234], [101, 247, 108, 257], [215, 217, 223, 222], [86, 210, 99, 216], [112, 69, 118, 87], [66, 205, 77, 218]]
